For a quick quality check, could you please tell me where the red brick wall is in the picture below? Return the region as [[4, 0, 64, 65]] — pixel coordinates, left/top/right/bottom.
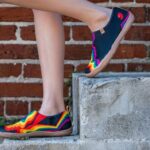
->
[[0, 1, 149, 117]]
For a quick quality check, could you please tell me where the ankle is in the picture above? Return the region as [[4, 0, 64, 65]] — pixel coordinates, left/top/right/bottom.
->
[[88, 9, 112, 32], [38, 101, 65, 116], [39, 107, 65, 116]]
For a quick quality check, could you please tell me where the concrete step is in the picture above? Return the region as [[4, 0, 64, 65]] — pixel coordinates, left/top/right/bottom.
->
[[72, 72, 150, 140], [1, 136, 150, 150], [1, 72, 150, 150]]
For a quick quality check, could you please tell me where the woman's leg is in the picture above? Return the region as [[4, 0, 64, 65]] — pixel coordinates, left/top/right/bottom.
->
[[33, 9, 65, 116], [2, 0, 112, 32], [0, 0, 109, 115], [0, 0, 134, 139]]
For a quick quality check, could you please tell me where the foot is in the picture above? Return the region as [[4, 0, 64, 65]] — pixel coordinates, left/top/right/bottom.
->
[[0, 110, 72, 139], [84, 7, 135, 77]]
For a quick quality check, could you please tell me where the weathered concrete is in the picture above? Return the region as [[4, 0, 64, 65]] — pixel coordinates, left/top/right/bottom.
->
[[73, 72, 150, 140], [0, 136, 150, 150], [1, 72, 150, 150], [71, 74, 80, 136], [0, 138, 4, 144], [0, 135, 79, 150]]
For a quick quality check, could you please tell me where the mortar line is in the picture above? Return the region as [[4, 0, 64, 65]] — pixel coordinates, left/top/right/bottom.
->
[[70, 25, 73, 41], [0, 59, 149, 65], [0, 21, 150, 26], [0, 97, 69, 102], [124, 63, 128, 72], [0, 40, 149, 45], [3, 100, 6, 117], [28, 101, 31, 114], [0, 77, 71, 83]]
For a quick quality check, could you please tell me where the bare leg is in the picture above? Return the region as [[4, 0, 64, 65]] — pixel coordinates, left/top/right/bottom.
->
[[1, 0, 112, 116], [33, 9, 65, 116], [3, 0, 112, 32]]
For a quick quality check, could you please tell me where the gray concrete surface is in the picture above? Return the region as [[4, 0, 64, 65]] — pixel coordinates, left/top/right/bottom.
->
[[76, 72, 150, 140], [1, 72, 150, 150], [0, 136, 150, 150]]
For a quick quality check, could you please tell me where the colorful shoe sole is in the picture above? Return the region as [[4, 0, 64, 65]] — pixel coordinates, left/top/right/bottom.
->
[[0, 127, 72, 139]]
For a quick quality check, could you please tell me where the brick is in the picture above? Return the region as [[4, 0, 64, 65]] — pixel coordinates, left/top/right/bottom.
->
[[31, 101, 42, 111], [66, 44, 147, 60], [20, 26, 35, 41], [0, 44, 38, 59], [63, 84, 70, 97], [0, 83, 42, 97], [0, 83, 69, 97], [128, 63, 150, 72], [114, 44, 147, 59], [64, 64, 75, 78], [24, 64, 74, 78], [73, 25, 149, 42], [114, 7, 147, 23], [0, 101, 4, 116], [76, 63, 124, 72], [64, 26, 70, 41], [20, 25, 70, 41], [103, 64, 125, 72], [0, 7, 33, 22], [24, 64, 41, 78], [76, 64, 87, 72], [136, 0, 150, 3], [6, 101, 28, 115], [0, 25, 17, 40], [128, 7, 146, 23], [147, 7, 150, 22], [0, 44, 146, 60], [125, 26, 150, 41], [72, 26, 91, 41], [0, 64, 21, 77], [65, 45, 91, 60]]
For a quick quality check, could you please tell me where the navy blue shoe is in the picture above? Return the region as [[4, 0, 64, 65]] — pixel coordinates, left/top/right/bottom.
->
[[84, 7, 134, 77]]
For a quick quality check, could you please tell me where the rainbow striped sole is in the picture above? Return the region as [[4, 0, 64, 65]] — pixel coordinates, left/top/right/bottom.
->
[[0, 127, 73, 139], [0, 110, 73, 138]]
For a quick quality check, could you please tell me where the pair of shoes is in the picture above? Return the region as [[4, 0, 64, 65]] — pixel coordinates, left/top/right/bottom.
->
[[84, 7, 135, 77], [0, 110, 73, 139]]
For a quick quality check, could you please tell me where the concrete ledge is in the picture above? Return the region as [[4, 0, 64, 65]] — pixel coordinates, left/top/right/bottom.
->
[[0, 136, 150, 150], [1, 72, 150, 150], [0, 135, 79, 150], [72, 72, 150, 140]]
